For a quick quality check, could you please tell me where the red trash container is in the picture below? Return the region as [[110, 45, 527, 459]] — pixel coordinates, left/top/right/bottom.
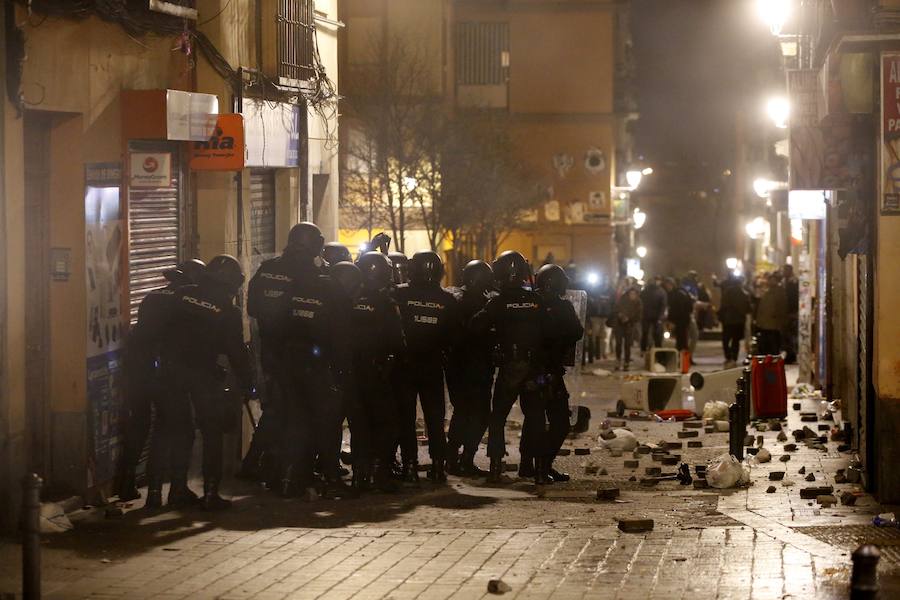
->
[[751, 355, 787, 419]]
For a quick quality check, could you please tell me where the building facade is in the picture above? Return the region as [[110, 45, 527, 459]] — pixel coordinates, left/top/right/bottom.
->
[[0, 0, 340, 531], [339, 0, 635, 278]]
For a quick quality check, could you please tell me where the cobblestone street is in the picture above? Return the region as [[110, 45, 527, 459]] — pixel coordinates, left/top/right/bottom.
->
[[1, 342, 898, 599]]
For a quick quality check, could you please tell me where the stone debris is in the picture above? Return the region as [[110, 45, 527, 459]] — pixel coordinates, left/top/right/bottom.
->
[[610, 449, 623, 457], [487, 579, 511, 594], [817, 424, 830, 432], [768, 421, 783, 431], [756, 448, 772, 463], [666, 441, 684, 449], [777, 431, 788, 442], [574, 448, 590, 456], [798, 466, 806, 474], [693, 479, 709, 489], [645, 467, 662, 476], [704, 425, 716, 434], [677, 430, 698, 439], [766, 486, 776, 493], [800, 486, 834, 499], [687, 441, 703, 448], [637, 445, 651, 454], [628, 476, 637, 482], [834, 470, 847, 483], [662, 456, 679, 466], [779, 455, 791, 462], [584, 465, 599, 475], [755, 423, 768, 432], [805, 473, 816, 482], [840, 491, 858, 506], [714, 421, 730, 432], [756, 434, 765, 446], [683, 421, 704, 429], [596, 487, 620, 501], [624, 460, 639, 469], [792, 402, 802, 410], [769, 471, 785, 481], [557, 448, 572, 456], [599, 468, 608, 476], [743, 435, 754, 447], [618, 519, 654, 533], [784, 443, 797, 451], [816, 495, 837, 508]]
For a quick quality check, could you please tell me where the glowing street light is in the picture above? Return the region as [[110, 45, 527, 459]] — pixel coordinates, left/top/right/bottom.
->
[[632, 208, 647, 230], [641, 167, 654, 176], [636, 246, 648, 258], [753, 177, 772, 199], [626, 169, 643, 190], [725, 257, 739, 270], [757, 0, 791, 36], [745, 217, 768, 240], [765, 96, 790, 128]]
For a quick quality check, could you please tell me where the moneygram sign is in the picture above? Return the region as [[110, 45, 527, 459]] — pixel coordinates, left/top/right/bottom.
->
[[129, 152, 171, 188]]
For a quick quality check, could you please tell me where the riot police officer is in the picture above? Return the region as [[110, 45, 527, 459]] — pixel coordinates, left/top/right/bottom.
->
[[445, 260, 496, 476], [348, 252, 405, 492], [242, 223, 325, 484], [120, 259, 205, 503], [157, 255, 254, 509], [533, 264, 584, 483], [394, 251, 460, 483], [388, 252, 409, 286], [472, 251, 552, 484], [323, 242, 352, 266], [281, 228, 352, 498]]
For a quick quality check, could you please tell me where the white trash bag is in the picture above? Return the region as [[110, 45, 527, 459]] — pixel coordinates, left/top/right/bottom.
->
[[703, 400, 729, 421], [706, 453, 750, 489], [597, 428, 638, 451]]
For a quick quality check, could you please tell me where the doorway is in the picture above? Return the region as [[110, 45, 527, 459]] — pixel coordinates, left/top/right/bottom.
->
[[23, 111, 52, 478]]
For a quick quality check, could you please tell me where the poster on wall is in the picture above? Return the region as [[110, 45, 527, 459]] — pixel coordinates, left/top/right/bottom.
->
[[129, 152, 171, 188], [881, 52, 900, 214], [85, 162, 125, 486]]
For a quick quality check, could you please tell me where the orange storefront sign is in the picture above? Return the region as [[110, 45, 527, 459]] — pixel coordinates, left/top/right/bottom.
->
[[189, 114, 245, 171]]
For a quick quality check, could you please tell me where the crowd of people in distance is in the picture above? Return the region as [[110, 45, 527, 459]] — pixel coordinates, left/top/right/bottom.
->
[[575, 264, 800, 371], [115, 224, 584, 510]]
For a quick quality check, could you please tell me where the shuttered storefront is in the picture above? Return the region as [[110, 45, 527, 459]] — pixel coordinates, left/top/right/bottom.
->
[[249, 169, 277, 266], [128, 144, 181, 324]]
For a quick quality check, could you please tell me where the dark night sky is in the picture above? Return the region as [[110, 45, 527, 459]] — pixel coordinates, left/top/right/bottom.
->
[[631, 0, 785, 171]]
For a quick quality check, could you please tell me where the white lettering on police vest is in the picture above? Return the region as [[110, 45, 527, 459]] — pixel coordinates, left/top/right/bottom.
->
[[260, 272, 291, 282], [264, 290, 284, 298], [414, 315, 438, 325], [184, 296, 222, 313], [408, 300, 444, 310], [354, 303, 375, 312], [506, 302, 538, 309], [292, 309, 315, 319], [293, 297, 323, 306]]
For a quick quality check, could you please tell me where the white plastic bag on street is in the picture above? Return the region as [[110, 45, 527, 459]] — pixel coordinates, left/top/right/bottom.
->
[[703, 400, 729, 421], [597, 428, 638, 451], [706, 453, 750, 489]]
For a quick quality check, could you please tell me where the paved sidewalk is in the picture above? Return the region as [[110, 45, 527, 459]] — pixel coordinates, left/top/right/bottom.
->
[[1, 341, 898, 599]]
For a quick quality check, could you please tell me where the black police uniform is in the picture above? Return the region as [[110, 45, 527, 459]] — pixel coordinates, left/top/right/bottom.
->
[[157, 279, 253, 501], [538, 292, 584, 471], [347, 286, 405, 486], [122, 279, 189, 495], [282, 266, 346, 492], [244, 253, 306, 479], [394, 282, 460, 472], [472, 287, 551, 469], [445, 285, 495, 469]]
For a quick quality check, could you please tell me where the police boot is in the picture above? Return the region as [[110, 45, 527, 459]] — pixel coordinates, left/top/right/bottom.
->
[[488, 458, 504, 483], [518, 455, 535, 478], [547, 458, 570, 483], [460, 452, 488, 477], [236, 446, 262, 481], [351, 464, 371, 494], [445, 452, 461, 476], [168, 478, 200, 508], [203, 480, 232, 511], [325, 476, 358, 500], [428, 460, 447, 484], [373, 460, 398, 493], [117, 467, 141, 502], [401, 461, 420, 485], [534, 457, 552, 486], [279, 465, 297, 498], [145, 477, 163, 509]]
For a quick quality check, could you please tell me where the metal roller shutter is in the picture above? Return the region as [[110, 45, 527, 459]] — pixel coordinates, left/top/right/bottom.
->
[[128, 146, 181, 324], [250, 169, 277, 262]]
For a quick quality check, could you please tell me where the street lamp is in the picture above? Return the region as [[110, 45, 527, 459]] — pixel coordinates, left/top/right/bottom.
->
[[641, 167, 654, 176], [626, 170, 643, 190], [636, 246, 648, 258], [753, 177, 772, 199], [757, 0, 791, 36], [765, 96, 790, 128], [726, 257, 739, 270], [745, 217, 768, 240], [632, 208, 647, 230]]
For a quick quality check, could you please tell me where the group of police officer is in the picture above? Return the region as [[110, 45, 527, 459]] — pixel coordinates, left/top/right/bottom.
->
[[116, 222, 583, 510]]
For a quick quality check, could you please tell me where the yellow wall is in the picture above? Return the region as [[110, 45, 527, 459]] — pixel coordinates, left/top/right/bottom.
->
[[875, 215, 900, 398]]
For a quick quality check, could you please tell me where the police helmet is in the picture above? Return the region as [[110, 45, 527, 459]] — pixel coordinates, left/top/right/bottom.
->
[[205, 254, 245, 292], [323, 242, 352, 266], [357, 251, 393, 291], [388, 252, 409, 285], [535, 264, 569, 296], [331, 261, 363, 299], [286, 222, 325, 258], [463, 260, 493, 291], [408, 250, 444, 285], [164, 258, 206, 285], [492, 251, 530, 288]]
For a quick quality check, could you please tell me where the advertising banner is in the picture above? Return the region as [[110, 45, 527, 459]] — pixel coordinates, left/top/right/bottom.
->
[[129, 152, 171, 188], [881, 52, 900, 214], [190, 114, 245, 171], [85, 163, 125, 485]]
